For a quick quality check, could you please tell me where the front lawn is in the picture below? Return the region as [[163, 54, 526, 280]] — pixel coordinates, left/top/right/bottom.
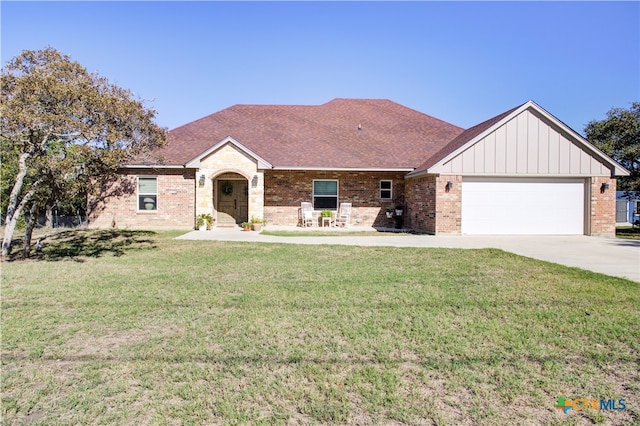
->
[[2, 230, 638, 425]]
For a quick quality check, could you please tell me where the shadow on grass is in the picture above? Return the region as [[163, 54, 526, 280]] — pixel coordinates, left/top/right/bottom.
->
[[9, 229, 158, 262]]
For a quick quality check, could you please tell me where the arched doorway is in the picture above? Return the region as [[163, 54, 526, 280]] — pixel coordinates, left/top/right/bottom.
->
[[215, 173, 248, 226]]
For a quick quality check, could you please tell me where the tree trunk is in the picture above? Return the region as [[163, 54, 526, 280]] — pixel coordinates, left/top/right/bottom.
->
[[23, 203, 39, 258], [2, 132, 48, 257], [2, 152, 31, 257], [1, 216, 19, 258], [45, 205, 53, 227], [1, 187, 36, 257], [4, 153, 30, 222]]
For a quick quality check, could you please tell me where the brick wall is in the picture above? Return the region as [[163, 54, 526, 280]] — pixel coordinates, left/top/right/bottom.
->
[[590, 176, 616, 236], [405, 175, 436, 233], [405, 174, 462, 234], [88, 168, 195, 229], [434, 175, 462, 234], [263, 170, 406, 227], [89, 168, 615, 235]]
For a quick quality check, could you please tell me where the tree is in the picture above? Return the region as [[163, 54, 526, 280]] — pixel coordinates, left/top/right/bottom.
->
[[584, 102, 640, 193], [1, 47, 166, 257]]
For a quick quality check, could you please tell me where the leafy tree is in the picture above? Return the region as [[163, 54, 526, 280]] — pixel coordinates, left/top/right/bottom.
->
[[584, 102, 640, 193], [1, 47, 166, 257]]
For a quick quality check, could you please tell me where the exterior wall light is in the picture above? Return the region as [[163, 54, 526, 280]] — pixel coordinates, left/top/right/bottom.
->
[[445, 181, 453, 192], [251, 174, 259, 188], [600, 182, 609, 193], [199, 174, 205, 186]]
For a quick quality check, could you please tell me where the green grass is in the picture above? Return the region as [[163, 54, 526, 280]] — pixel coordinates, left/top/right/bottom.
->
[[616, 226, 640, 240], [2, 229, 639, 425]]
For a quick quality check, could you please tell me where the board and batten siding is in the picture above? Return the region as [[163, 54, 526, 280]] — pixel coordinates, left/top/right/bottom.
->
[[438, 109, 610, 176]]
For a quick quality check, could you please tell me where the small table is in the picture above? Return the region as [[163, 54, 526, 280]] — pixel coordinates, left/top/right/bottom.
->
[[322, 216, 331, 227]]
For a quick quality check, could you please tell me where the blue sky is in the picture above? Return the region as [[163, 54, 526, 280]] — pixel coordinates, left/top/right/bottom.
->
[[2, 1, 638, 134]]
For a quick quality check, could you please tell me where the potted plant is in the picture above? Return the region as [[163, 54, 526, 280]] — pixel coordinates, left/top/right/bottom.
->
[[250, 216, 266, 231], [196, 213, 214, 230], [320, 209, 333, 227], [241, 221, 252, 231]]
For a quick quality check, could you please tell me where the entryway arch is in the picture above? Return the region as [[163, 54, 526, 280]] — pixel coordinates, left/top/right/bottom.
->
[[214, 172, 249, 226]]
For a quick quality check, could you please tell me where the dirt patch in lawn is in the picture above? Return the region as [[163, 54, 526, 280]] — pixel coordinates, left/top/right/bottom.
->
[[63, 324, 185, 360]]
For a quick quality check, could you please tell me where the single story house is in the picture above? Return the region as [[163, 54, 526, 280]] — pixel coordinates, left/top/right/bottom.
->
[[616, 191, 640, 224], [89, 99, 629, 235]]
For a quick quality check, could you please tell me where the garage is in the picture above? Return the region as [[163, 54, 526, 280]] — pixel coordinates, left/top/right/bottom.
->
[[461, 178, 585, 235]]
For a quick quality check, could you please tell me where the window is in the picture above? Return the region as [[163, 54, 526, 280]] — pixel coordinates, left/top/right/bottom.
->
[[138, 177, 157, 211], [313, 180, 338, 210], [380, 180, 392, 199]]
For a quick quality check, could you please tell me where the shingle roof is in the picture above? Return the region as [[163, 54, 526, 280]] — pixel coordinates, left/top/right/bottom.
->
[[150, 99, 465, 169]]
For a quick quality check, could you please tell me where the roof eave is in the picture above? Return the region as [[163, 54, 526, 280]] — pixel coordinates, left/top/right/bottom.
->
[[271, 166, 415, 172], [121, 164, 185, 169], [612, 165, 631, 177], [405, 169, 433, 178]]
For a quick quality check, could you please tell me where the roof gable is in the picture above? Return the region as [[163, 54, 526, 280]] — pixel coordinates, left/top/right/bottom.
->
[[409, 101, 629, 177], [185, 136, 272, 169]]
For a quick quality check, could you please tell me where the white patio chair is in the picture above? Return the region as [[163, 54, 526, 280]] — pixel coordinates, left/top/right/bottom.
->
[[300, 202, 314, 227], [333, 202, 351, 228]]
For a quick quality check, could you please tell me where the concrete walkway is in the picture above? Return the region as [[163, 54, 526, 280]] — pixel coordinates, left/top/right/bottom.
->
[[177, 227, 640, 282]]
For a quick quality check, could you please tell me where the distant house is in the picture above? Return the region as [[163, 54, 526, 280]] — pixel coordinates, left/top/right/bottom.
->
[[89, 99, 629, 235], [616, 191, 640, 224]]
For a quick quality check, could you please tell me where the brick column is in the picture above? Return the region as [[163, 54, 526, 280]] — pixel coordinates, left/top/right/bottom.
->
[[434, 175, 462, 234], [590, 176, 616, 237]]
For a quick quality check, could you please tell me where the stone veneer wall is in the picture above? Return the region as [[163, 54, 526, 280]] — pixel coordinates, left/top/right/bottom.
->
[[88, 168, 195, 229], [197, 143, 264, 222], [263, 170, 407, 227]]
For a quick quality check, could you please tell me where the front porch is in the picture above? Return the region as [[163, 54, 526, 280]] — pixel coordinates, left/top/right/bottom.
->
[[192, 138, 268, 228]]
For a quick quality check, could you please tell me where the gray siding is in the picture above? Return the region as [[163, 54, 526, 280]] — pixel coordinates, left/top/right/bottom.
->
[[437, 109, 610, 176]]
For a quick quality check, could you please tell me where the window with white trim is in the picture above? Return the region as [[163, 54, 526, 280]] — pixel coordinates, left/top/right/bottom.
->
[[380, 180, 392, 199], [313, 180, 338, 210], [138, 177, 158, 211]]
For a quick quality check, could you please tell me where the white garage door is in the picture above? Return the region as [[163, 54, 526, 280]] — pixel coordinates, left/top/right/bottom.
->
[[461, 178, 585, 235]]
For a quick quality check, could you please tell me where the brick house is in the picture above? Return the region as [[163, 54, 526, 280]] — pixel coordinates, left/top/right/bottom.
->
[[89, 99, 628, 235]]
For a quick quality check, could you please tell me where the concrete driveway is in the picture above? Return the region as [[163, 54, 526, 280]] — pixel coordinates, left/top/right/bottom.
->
[[177, 228, 640, 282]]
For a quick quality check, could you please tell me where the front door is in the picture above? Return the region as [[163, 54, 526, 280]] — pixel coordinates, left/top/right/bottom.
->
[[217, 180, 248, 225]]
